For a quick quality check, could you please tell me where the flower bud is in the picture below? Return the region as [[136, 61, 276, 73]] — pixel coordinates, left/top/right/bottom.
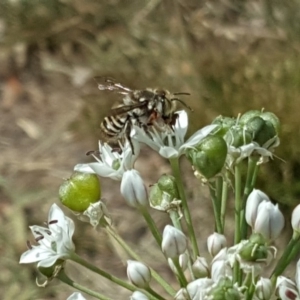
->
[[212, 115, 236, 137], [59, 172, 101, 212], [120, 170, 148, 208], [174, 288, 188, 300], [254, 200, 285, 240], [130, 291, 149, 300], [207, 232, 227, 257], [246, 116, 276, 146], [186, 136, 227, 179], [246, 189, 270, 228], [192, 256, 209, 278], [255, 277, 272, 300], [161, 225, 187, 258], [127, 260, 151, 288], [291, 204, 300, 234], [168, 253, 189, 274]]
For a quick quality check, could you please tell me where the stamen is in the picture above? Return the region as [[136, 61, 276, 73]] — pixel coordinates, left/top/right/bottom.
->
[[48, 219, 58, 225], [26, 240, 33, 249], [35, 236, 44, 242]]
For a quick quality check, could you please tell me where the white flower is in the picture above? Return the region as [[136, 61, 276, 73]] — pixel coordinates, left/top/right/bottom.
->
[[20, 204, 75, 268], [74, 140, 140, 180], [67, 292, 87, 300], [133, 110, 217, 159]]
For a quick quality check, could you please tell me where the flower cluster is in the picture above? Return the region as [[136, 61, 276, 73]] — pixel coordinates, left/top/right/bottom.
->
[[19, 107, 300, 300]]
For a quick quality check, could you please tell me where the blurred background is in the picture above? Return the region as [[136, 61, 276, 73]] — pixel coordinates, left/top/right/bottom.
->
[[1, 0, 300, 299]]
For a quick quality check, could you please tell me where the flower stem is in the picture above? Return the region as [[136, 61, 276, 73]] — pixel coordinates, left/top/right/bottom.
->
[[145, 286, 166, 300], [172, 257, 188, 287], [57, 269, 111, 300], [240, 157, 259, 239], [169, 211, 182, 230], [209, 183, 223, 234], [169, 158, 199, 259], [234, 164, 242, 244], [220, 174, 229, 231], [69, 253, 156, 300], [105, 225, 176, 296], [233, 164, 242, 284], [271, 233, 300, 282], [139, 206, 162, 246]]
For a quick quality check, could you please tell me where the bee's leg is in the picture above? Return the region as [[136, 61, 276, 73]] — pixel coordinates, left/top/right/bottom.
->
[[125, 121, 135, 155], [169, 113, 179, 130]]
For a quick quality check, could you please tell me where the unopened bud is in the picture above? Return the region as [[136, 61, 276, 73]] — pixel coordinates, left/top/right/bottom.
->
[[255, 277, 272, 300], [127, 260, 151, 288], [162, 225, 187, 258], [168, 253, 189, 274], [207, 232, 227, 257], [246, 189, 270, 228], [130, 291, 150, 300], [121, 170, 148, 208], [192, 256, 209, 278], [254, 201, 284, 240]]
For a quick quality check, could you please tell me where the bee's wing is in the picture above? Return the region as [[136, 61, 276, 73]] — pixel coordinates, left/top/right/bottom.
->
[[94, 77, 133, 95], [110, 101, 148, 115]]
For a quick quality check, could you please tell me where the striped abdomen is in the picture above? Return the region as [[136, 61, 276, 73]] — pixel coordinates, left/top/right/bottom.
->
[[100, 115, 128, 138]]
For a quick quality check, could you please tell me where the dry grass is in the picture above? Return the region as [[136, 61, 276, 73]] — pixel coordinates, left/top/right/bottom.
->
[[1, 1, 300, 299]]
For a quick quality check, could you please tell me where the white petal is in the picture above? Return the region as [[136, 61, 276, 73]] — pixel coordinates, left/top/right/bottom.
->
[[174, 110, 188, 141], [67, 293, 87, 300], [159, 147, 179, 159], [181, 124, 218, 150], [37, 255, 62, 268], [48, 204, 66, 227], [74, 163, 96, 174], [19, 246, 54, 264]]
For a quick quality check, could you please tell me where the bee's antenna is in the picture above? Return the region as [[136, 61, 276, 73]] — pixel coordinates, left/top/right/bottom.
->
[[173, 92, 191, 96], [170, 97, 193, 111]]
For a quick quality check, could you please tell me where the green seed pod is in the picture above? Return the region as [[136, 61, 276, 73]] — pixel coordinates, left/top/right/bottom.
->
[[260, 112, 280, 134], [246, 116, 276, 146], [239, 110, 261, 125], [157, 175, 180, 200], [239, 239, 268, 262], [149, 175, 179, 210], [208, 277, 241, 300], [224, 126, 252, 148], [59, 172, 101, 212], [212, 116, 236, 137], [187, 136, 227, 179]]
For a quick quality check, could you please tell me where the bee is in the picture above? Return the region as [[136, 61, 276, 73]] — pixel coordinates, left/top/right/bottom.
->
[[96, 77, 191, 153]]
